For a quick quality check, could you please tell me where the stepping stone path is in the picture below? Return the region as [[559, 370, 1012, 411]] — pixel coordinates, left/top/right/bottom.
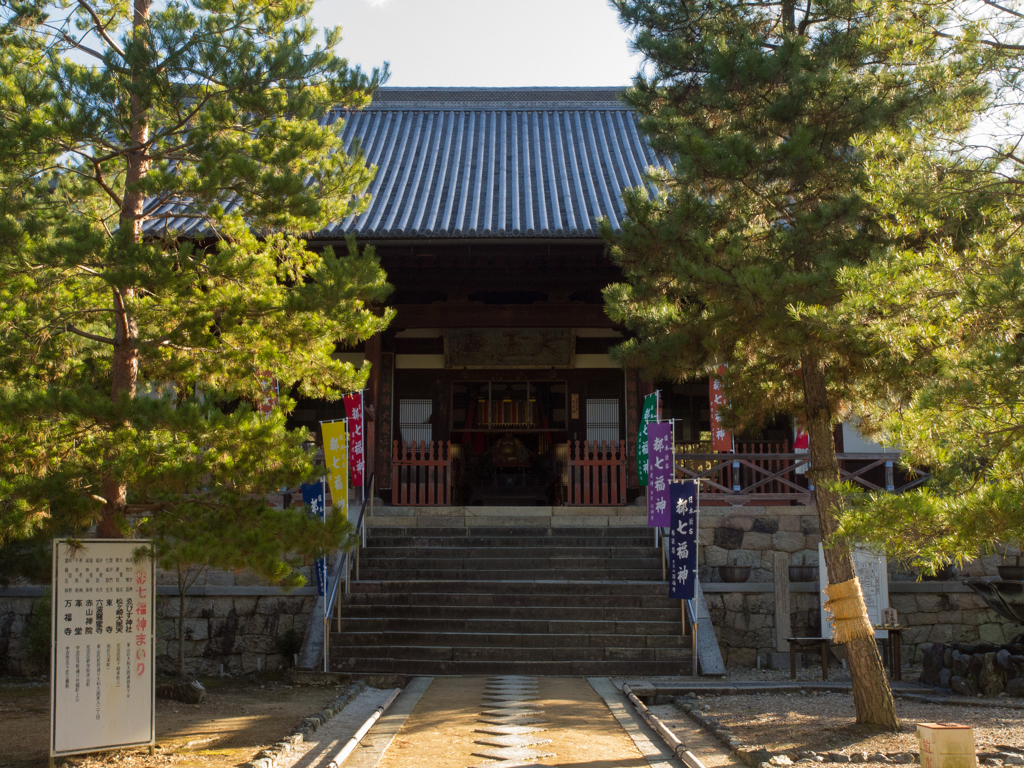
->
[[468, 676, 555, 768]]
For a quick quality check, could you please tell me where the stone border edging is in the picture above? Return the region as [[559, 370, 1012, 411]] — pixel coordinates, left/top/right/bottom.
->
[[672, 693, 1024, 767], [242, 680, 367, 768], [896, 692, 1024, 711]]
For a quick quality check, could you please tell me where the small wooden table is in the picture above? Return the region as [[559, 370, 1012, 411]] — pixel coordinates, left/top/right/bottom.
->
[[874, 625, 904, 681], [787, 637, 830, 680]]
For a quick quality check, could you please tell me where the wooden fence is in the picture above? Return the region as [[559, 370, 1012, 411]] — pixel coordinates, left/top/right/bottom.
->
[[391, 440, 452, 506], [675, 441, 793, 499], [565, 440, 627, 506], [673, 448, 927, 505]]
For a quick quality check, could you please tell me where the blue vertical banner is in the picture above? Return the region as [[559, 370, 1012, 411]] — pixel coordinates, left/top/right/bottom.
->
[[669, 480, 699, 600], [647, 421, 673, 527], [301, 482, 328, 599]]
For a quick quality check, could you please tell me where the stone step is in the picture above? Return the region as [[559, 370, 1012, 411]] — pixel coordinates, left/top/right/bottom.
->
[[362, 556, 662, 571], [358, 568, 662, 581], [334, 617, 682, 635], [349, 580, 671, 595], [336, 604, 679, 621], [367, 525, 651, 536], [327, 644, 692, 663], [327, 657, 690, 676], [338, 592, 678, 609], [367, 538, 658, 550], [365, 529, 656, 547], [339, 523, 687, 676], [333, 631, 690, 649], [364, 545, 658, 559]]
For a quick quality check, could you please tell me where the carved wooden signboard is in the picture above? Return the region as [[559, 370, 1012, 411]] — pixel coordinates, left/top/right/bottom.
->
[[445, 329, 573, 368]]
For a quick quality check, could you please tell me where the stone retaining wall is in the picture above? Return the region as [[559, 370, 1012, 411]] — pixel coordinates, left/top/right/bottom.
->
[[155, 592, 316, 677], [2, 507, 1020, 676], [0, 587, 316, 677], [696, 506, 1020, 667], [0, 594, 41, 676]]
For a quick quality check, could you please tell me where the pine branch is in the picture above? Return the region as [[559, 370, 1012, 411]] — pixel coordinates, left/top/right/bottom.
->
[[64, 324, 115, 345], [74, 0, 126, 59]]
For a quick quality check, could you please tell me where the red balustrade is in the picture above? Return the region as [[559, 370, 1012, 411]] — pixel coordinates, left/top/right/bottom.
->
[[391, 440, 452, 506], [565, 440, 627, 506]]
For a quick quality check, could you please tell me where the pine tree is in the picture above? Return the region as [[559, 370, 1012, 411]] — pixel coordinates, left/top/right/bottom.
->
[[0, 0, 392, 589], [817, 4, 1024, 575], [605, 0, 982, 728]]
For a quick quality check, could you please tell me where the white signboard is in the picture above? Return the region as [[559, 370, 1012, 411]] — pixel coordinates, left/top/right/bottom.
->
[[818, 544, 889, 641], [51, 539, 155, 757]]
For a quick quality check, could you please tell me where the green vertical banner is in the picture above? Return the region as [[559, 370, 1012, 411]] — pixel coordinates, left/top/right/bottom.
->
[[636, 392, 658, 486]]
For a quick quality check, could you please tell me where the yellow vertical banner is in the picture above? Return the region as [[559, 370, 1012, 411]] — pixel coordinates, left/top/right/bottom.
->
[[321, 420, 349, 519]]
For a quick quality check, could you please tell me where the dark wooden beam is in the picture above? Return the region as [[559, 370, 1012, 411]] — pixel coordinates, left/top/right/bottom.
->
[[393, 303, 618, 329]]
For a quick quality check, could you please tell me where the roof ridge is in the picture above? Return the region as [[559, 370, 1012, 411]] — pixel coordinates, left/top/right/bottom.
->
[[361, 86, 631, 111]]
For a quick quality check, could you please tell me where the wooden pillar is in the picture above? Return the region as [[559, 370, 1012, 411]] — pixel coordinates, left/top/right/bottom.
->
[[625, 369, 645, 489], [774, 551, 792, 652], [377, 351, 395, 490]]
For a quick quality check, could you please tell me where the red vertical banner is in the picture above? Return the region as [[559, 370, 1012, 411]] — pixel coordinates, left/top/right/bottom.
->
[[257, 373, 279, 416], [709, 365, 733, 452], [794, 425, 809, 474], [343, 392, 365, 489]]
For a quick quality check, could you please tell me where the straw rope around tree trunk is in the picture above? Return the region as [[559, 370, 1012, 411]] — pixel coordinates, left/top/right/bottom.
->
[[823, 578, 875, 644]]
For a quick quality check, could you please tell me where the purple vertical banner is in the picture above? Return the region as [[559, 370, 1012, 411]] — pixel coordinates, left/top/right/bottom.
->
[[669, 480, 699, 600], [301, 482, 328, 598], [647, 421, 673, 527]]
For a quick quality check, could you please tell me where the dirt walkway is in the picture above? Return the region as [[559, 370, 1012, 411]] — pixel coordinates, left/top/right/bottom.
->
[[371, 676, 687, 768]]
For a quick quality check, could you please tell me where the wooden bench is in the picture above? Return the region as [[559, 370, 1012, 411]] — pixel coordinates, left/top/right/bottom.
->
[[787, 637, 830, 680], [788, 630, 904, 681]]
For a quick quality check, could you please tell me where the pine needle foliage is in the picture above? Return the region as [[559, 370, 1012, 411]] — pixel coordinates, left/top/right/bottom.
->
[[0, 0, 392, 588], [604, 0, 985, 728], [813, 1, 1024, 571]]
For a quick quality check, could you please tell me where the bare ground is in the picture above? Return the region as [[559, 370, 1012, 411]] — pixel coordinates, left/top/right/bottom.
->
[[671, 666, 1023, 761], [0, 673, 346, 768], [4, 667, 1022, 768]]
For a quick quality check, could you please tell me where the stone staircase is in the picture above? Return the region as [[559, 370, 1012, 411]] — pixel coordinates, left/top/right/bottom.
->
[[328, 525, 693, 675]]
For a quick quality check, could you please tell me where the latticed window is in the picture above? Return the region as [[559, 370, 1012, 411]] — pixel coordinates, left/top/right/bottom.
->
[[399, 399, 433, 444], [586, 398, 619, 444]]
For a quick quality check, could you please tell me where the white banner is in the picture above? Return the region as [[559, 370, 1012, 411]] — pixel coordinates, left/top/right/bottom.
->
[[51, 539, 155, 757]]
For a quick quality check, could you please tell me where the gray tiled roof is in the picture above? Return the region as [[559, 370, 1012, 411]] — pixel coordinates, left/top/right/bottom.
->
[[146, 87, 666, 240], [327, 87, 665, 239]]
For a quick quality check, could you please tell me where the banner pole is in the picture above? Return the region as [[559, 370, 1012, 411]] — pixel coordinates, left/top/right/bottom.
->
[[361, 389, 366, 547], [695, 475, 701, 675], [653, 391, 659, 548]]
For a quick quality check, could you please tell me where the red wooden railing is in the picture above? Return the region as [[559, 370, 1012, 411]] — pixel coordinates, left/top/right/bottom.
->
[[566, 440, 627, 506], [391, 440, 452, 506]]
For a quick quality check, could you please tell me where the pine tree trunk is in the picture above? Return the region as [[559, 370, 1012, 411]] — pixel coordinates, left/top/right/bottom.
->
[[98, 0, 151, 538], [801, 353, 899, 730]]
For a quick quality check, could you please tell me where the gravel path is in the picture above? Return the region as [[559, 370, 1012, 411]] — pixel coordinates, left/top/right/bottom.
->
[[278, 687, 396, 768]]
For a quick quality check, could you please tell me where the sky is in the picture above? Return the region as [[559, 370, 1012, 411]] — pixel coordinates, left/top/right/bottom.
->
[[312, 0, 644, 88]]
